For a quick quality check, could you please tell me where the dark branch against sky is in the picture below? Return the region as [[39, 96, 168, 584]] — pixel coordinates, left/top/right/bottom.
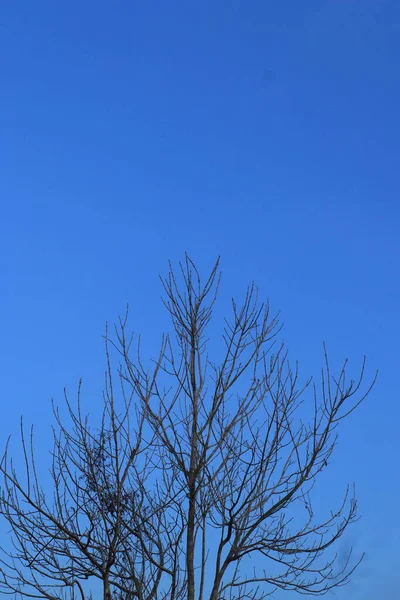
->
[[0, 1, 399, 598]]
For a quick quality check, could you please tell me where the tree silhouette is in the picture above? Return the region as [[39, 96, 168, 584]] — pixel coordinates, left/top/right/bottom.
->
[[0, 256, 376, 600]]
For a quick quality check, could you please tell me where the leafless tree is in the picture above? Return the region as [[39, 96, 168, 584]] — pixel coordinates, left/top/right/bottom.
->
[[0, 256, 376, 600]]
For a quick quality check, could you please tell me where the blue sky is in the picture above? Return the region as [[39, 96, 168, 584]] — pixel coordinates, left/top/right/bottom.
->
[[1, 1, 399, 598]]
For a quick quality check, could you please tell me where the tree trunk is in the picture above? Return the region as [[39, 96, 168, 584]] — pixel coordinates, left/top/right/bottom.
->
[[104, 577, 112, 600]]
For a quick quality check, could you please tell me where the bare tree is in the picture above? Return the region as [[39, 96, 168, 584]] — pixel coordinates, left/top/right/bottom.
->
[[0, 256, 376, 600]]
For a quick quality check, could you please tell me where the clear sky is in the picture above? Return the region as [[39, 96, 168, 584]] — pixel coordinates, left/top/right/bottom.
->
[[1, 1, 399, 598]]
